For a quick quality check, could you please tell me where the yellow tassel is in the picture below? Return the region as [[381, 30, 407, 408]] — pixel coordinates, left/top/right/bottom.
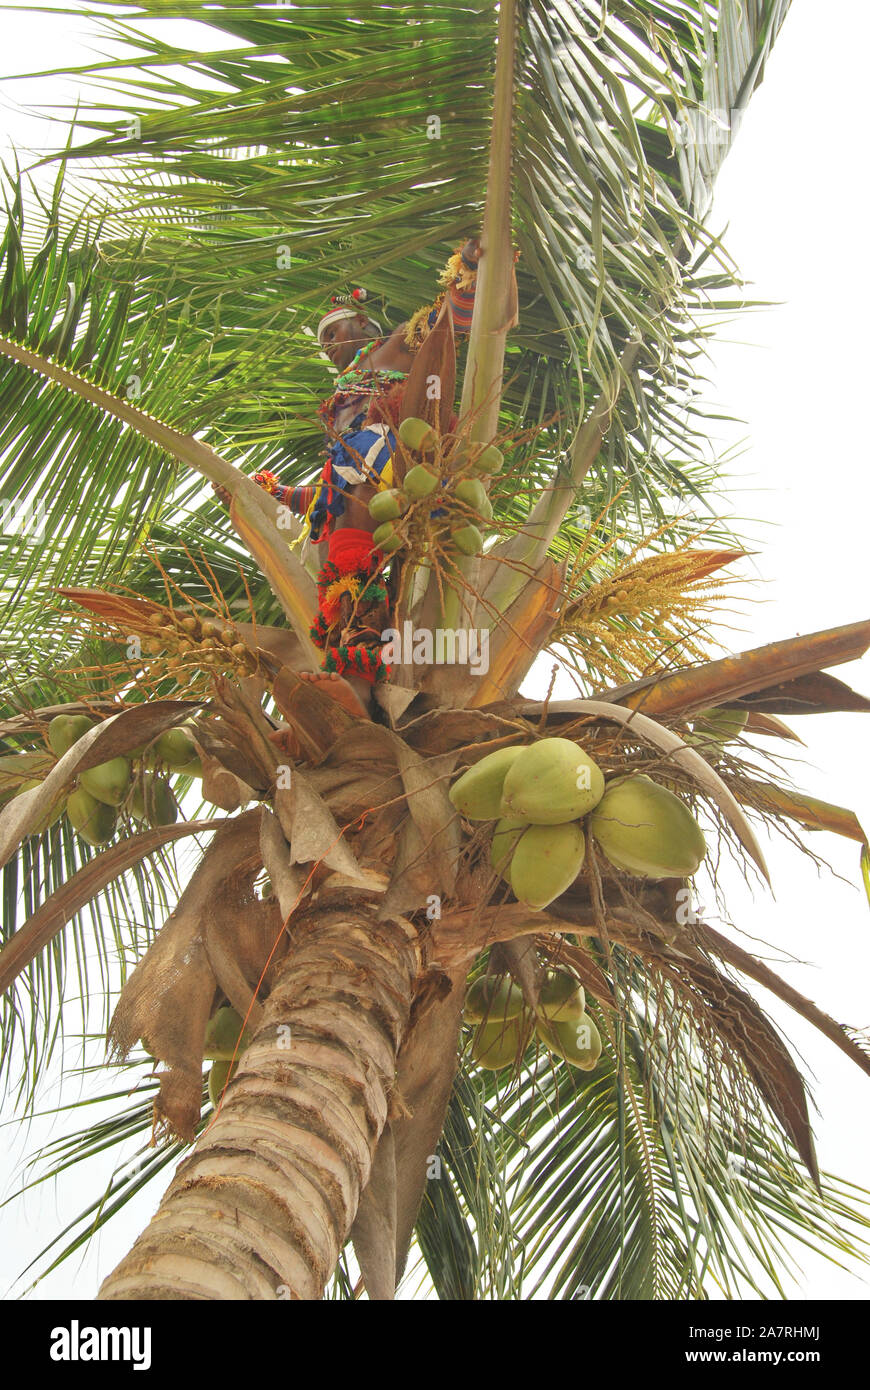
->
[[324, 576, 362, 609], [404, 297, 444, 350], [287, 492, 318, 552], [437, 249, 477, 291]]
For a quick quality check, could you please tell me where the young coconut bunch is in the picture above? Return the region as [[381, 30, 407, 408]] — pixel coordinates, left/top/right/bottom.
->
[[26, 704, 205, 847], [464, 961, 602, 1074], [450, 733, 710, 915], [370, 414, 506, 574]]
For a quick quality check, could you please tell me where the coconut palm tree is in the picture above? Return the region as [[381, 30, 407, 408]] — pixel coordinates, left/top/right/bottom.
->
[[2, 0, 870, 1300]]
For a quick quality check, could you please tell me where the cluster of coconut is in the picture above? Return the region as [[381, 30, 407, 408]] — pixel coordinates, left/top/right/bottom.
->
[[466, 968, 602, 1072], [368, 415, 503, 558], [449, 737, 707, 910], [40, 710, 202, 846], [202, 1005, 253, 1107]]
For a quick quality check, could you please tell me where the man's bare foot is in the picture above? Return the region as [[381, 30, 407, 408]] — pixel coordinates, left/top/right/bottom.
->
[[298, 670, 370, 718]]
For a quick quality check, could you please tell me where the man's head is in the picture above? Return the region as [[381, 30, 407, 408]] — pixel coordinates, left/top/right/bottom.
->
[[318, 311, 381, 372]]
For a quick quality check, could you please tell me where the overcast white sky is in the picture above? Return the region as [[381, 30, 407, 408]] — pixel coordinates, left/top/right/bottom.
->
[[1, 0, 869, 1301]]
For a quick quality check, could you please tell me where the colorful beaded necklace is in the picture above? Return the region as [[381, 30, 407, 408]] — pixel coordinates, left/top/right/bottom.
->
[[334, 337, 406, 390], [319, 338, 408, 435]]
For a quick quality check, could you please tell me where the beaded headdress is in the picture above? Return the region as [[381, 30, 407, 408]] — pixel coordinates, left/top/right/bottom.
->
[[317, 288, 382, 345]]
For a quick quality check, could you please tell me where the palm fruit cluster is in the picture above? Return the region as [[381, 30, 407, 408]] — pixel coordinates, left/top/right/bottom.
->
[[33, 709, 202, 847], [466, 968, 602, 1072], [203, 1004, 253, 1107], [449, 737, 707, 910], [368, 416, 504, 559], [139, 609, 262, 680]]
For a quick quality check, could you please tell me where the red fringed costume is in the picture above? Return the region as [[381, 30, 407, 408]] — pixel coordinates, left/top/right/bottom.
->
[[309, 528, 392, 683]]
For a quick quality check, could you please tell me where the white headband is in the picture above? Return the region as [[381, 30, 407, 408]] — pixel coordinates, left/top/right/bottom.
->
[[317, 305, 382, 345]]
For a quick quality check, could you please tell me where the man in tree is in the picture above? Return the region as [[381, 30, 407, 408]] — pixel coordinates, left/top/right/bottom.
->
[[215, 238, 482, 716]]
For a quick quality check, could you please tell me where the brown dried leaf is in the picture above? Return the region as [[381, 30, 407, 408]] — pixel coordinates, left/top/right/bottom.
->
[[109, 813, 264, 1141], [665, 951, 820, 1186], [0, 820, 218, 996], [602, 619, 870, 717], [275, 767, 365, 881], [350, 1122, 398, 1301], [258, 805, 308, 920]]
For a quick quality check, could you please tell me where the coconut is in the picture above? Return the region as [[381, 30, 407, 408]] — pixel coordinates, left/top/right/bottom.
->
[[510, 821, 586, 911], [398, 416, 436, 453], [48, 712, 95, 759], [130, 773, 178, 827], [80, 756, 133, 807], [470, 1014, 528, 1070], [450, 523, 484, 556], [371, 521, 404, 554], [500, 737, 604, 824], [490, 817, 530, 876], [465, 973, 525, 1024], [545, 1013, 602, 1070], [472, 444, 504, 475], [67, 787, 117, 846], [449, 746, 524, 821], [538, 970, 586, 1022], [204, 1005, 252, 1061], [153, 727, 198, 771], [368, 489, 404, 524], [588, 773, 706, 879], [454, 477, 487, 510], [208, 1058, 238, 1108], [403, 463, 439, 499]]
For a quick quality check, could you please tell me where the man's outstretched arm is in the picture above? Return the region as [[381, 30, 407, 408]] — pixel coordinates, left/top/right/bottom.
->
[[403, 237, 482, 350]]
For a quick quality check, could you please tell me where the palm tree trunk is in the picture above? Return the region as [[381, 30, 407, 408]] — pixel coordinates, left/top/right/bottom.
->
[[98, 879, 421, 1300]]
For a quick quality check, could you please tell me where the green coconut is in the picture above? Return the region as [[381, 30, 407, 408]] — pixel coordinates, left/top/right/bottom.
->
[[368, 489, 404, 524], [204, 1005, 252, 1061], [67, 786, 117, 846], [449, 746, 524, 821], [48, 712, 95, 759], [80, 756, 133, 807], [510, 821, 586, 911], [500, 737, 605, 824], [153, 727, 199, 771], [208, 1058, 238, 1108], [398, 416, 436, 453], [470, 1014, 528, 1070], [490, 816, 530, 879], [588, 773, 706, 880], [450, 523, 484, 556], [537, 1013, 602, 1070], [465, 973, 525, 1024], [403, 463, 439, 499], [371, 520, 404, 553], [538, 969, 586, 1023], [472, 443, 504, 475], [130, 773, 178, 827], [454, 477, 487, 510]]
